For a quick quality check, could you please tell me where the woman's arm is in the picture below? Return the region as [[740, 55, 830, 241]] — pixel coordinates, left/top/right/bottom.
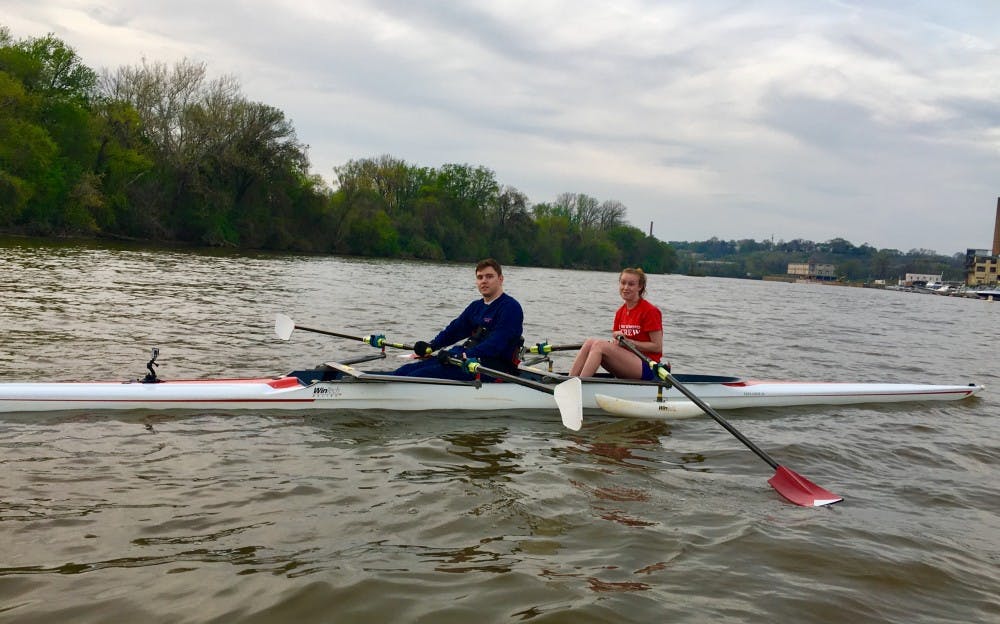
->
[[637, 329, 663, 354], [617, 329, 662, 355]]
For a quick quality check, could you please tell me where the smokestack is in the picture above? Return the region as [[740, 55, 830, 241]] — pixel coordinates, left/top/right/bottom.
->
[[994, 197, 1000, 257], [649, 221, 653, 237]]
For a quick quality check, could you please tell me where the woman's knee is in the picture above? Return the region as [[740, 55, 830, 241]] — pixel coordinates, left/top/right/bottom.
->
[[591, 340, 616, 355]]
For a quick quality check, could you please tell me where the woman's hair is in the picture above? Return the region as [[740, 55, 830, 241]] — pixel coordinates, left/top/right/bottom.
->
[[620, 267, 647, 297]]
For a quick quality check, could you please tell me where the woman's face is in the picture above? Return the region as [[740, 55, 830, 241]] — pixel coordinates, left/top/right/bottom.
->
[[619, 273, 642, 304]]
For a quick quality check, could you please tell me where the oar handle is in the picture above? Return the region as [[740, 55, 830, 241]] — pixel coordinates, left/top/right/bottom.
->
[[616, 337, 779, 470]]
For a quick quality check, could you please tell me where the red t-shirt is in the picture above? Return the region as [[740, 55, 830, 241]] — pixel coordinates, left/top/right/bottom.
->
[[613, 298, 663, 362]]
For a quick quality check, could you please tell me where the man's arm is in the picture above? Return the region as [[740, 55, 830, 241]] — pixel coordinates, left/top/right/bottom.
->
[[430, 301, 477, 349]]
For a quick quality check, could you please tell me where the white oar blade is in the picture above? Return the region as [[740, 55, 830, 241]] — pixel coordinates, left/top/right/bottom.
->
[[274, 314, 295, 341], [553, 377, 583, 431], [594, 394, 704, 420]]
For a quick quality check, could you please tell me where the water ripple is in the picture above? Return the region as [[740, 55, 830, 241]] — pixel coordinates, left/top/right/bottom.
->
[[0, 241, 997, 623]]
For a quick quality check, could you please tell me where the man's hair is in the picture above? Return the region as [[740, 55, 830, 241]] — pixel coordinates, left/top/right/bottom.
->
[[476, 258, 503, 276]]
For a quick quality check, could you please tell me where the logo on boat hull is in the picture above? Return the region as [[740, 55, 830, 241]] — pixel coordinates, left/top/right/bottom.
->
[[312, 385, 342, 399]]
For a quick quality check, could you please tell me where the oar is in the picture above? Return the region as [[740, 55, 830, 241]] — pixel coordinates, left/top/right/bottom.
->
[[274, 314, 583, 431], [616, 337, 842, 507], [275, 313, 412, 349], [440, 354, 583, 431], [525, 341, 583, 354]]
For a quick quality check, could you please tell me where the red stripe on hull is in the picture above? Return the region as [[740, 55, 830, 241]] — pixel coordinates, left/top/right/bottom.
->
[[7, 398, 316, 404]]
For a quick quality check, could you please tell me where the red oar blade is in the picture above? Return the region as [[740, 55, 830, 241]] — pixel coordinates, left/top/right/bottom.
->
[[768, 465, 843, 507]]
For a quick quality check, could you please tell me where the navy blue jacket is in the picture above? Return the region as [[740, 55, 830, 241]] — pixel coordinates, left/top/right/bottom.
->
[[430, 292, 523, 369], [393, 292, 524, 380]]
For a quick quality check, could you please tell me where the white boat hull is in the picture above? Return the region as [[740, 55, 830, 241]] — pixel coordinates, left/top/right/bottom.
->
[[0, 369, 984, 414], [594, 394, 705, 419]]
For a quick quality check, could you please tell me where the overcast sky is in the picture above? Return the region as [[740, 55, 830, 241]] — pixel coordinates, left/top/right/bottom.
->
[[5, 1, 1000, 254]]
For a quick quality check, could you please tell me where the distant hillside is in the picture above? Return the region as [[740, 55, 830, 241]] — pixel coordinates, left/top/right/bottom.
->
[[669, 237, 965, 282]]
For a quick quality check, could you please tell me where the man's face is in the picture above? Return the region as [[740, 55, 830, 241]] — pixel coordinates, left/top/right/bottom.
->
[[476, 267, 503, 300]]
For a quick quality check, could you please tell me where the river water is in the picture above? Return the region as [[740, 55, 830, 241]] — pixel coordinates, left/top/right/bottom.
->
[[0, 239, 997, 623]]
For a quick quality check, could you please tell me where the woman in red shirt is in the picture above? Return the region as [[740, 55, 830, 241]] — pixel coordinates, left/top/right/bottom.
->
[[569, 268, 664, 380]]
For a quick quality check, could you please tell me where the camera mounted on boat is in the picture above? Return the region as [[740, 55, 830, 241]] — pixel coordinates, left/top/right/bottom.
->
[[142, 347, 161, 384]]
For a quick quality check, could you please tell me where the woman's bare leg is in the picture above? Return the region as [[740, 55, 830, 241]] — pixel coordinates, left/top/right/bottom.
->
[[569, 338, 602, 376], [598, 345, 645, 378], [576, 340, 645, 378]]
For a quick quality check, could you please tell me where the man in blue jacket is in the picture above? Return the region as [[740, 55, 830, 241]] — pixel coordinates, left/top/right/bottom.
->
[[394, 258, 523, 381]]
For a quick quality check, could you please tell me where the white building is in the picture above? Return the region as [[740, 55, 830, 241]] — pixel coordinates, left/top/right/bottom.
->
[[901, 273, 943, 286]]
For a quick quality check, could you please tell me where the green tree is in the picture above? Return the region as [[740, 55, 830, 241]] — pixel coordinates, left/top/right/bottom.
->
[[0, 29, 100, 232], [0, 71, 56, 223], [90, 100, 155, 234], [99, 58, 311, 246], [871, 249, 894, 279]]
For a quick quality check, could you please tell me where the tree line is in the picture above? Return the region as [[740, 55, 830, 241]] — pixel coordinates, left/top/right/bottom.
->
[[0, 26, 676, 273]]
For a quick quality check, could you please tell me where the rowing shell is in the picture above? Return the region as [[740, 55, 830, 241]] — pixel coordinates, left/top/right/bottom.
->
[[0, 363, 984, 413]]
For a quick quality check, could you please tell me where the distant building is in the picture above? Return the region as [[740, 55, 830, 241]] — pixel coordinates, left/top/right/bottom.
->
[[966, 250, 998, 286], [787, 262, 836, 281], [964, 199, 1000, 286], [902, 273, 943, 287]]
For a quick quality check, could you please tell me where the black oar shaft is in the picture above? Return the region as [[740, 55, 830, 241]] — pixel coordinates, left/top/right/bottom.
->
[[619, 338, 841, 506], [445, 357, 555, 395], [296, 325, 412, 350], [617, 338, 778, 469], [296, 325, 365, 341], [662, 370, 778, 469]]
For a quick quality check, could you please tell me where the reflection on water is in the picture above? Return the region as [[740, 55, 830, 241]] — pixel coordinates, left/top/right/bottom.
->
[[568, 419, 672, 468], [0, 240, 998, 623]]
